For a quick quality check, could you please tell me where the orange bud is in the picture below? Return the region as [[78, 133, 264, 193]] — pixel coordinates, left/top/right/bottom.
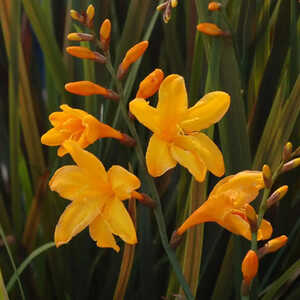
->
[[171, 0, 178, 8], [66, 46, 106, 63], [86, 4, 95, 27], [264, 235, 288, 253], [65, 81, 119, 101], [267, 185, 288, 208], [67, 33, 94, 41], [70, 9, 84, 23], [136, 69, 164, 98], [208, 2, 222, 11], [100, 19, 111, 51], [242, 250, 259, 285], [282, 141, 293, 162], [117, 41, 149, 79], [282, 157, 300, 173], [262, 164, 272, 188], [197, 23, 228, 36]]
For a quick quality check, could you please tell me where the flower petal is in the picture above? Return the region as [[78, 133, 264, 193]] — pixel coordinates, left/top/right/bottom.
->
[[146, 134, 177, 177], [103, 199, 137, 245], [173, 133, 225, 177], [41, 128, 70, 146], [170, 144, 207, 182], [82, 115, 123, 142], [89, 215, 120, 252], [63, 140, 108, 185], [49, 165, 103, 201], [181, 91, 230, 132], [129, 98, 160, 133], [108, 166, 141, 200], [209, 171, 264, 207], [257, 219, 273, 240], [60, 104, 88, 119], [157, 74, 187, 133], [54, 201, 100, 247]]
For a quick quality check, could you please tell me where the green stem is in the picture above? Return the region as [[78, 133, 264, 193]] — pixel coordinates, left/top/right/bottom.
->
[[103, 50, 194, 300]]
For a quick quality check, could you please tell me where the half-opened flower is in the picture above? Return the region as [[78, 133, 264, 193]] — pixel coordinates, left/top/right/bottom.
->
[[176, 171, 273, 240], [41, 104, 134, 157], [50, 140, 140, 252], [129, 74, 230, 182]]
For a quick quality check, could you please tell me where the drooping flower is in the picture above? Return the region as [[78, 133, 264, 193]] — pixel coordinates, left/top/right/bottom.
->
[[176, 171, 273, 240], [41, 104, 134, 157], [50, 140, 141, 251], [129, 74, 230, 182]]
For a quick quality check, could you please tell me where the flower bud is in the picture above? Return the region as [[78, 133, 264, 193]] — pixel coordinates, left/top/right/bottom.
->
[[281, 158, 300, 173], [262, 164, 272, 189], [156, 2, 168, 11], [100, 19, 111, 51], [86, 4, 95, 27], [258, 235, 288, 258], [265, 235, 288, 253], [282, 142, 293, 162], [117, 41, 149, 79], [136, 69, 164, 98], [70, 9, 84, 23], [163, 4, 172, 23], [267, 185, 288, 208], [65, 81, 119, 101], [67, 33, 94, 42], [171, 0, 178, 8], [242, 250, 259, 285], [208, 2, 222, 11], [197, 23, 229, 37], [66, 46, 106, 63]]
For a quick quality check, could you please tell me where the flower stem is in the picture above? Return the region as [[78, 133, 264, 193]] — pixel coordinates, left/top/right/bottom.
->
[[102, 48, 194, 300]]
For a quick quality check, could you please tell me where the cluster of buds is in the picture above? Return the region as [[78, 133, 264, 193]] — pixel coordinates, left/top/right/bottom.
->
[[70, 4, 95, 28], [156, 0, 178, 23]]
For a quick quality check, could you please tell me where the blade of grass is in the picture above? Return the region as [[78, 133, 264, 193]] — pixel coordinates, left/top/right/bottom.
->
[[260, 258, 300, 300], [6, 242, 55, 292], [0, 224, 25, 299], [0, 268, 9, 300]]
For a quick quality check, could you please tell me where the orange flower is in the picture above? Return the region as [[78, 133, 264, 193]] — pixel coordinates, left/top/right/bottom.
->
[[242, 250, 259, 285], [117, 41, 149, 79], [100, 19, 111, 51], [66, 46, 106, 63], [136, 69, 164, 98], [65, 81, 119, 101], [197, 23, 226, 36], [176, 171, 273, 240], [41, 104, 134, 156], [50, 141, 140, 251], [130, 74, 230, 181]]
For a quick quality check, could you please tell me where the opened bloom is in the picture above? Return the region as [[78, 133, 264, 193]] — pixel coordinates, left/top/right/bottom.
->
[[41, 104, 134, 156], [50, 141, 140, 251], [129, 74, 230, 181], [176, 171, 273, 240]]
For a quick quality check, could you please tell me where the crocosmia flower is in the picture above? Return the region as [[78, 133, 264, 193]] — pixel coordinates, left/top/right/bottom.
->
[[41, 104, 133, 157], [129, 74, 230, 182], [50, 140, 140, 252], [176, 171, 273, 240]]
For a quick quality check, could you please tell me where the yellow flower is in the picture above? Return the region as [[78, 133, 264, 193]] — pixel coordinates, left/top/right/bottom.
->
[[242, 250, 259, 285], [50, 141, 140, 252], [41, 104, 134, 156], [176, 171, 273, 240], [129, 74, 230, 181]]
